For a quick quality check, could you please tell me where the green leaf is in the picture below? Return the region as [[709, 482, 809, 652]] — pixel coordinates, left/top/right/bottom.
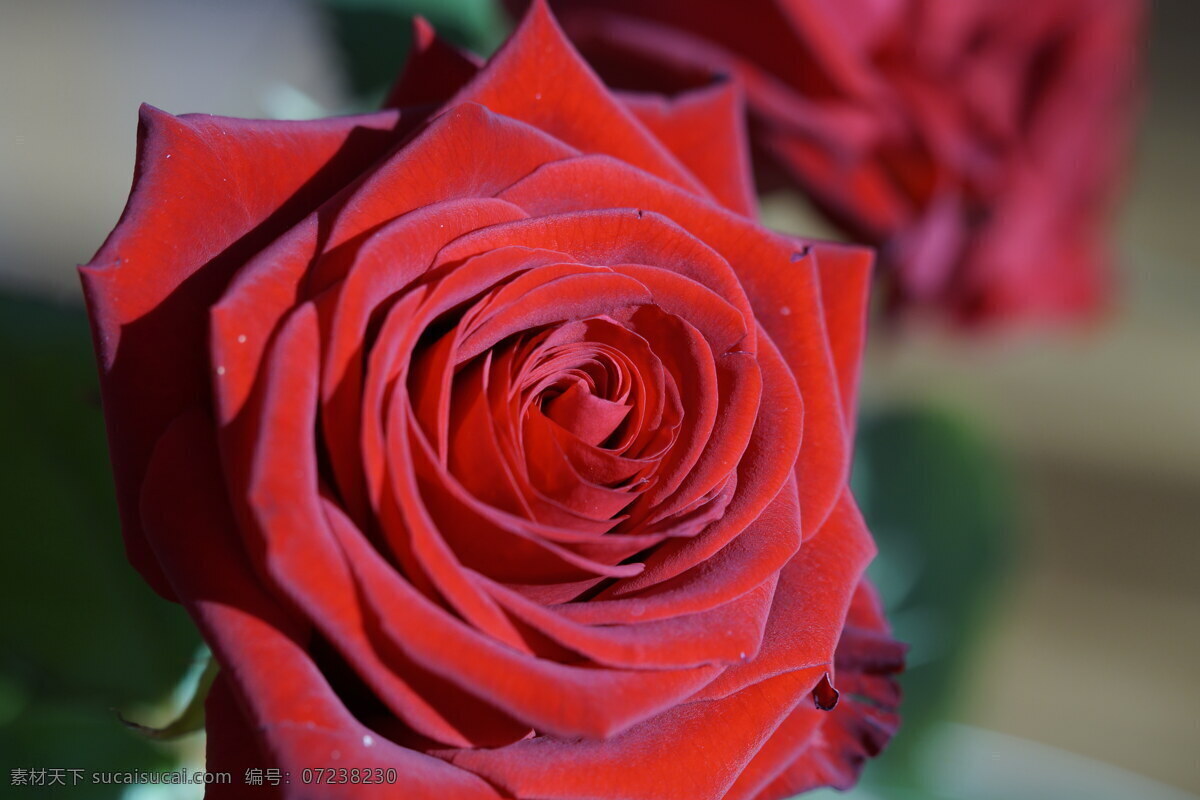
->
[[851, 404, 1016, 788], [119, 655, 217, 741]]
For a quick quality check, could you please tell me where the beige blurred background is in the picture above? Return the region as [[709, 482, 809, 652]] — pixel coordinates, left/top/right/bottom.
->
[[1, 0, 1196, 796]]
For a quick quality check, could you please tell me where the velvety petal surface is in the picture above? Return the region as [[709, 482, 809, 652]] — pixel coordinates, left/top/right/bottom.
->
[[80, 4, 901, 799]]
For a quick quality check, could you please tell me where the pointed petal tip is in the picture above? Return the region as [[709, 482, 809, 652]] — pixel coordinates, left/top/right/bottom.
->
[[136, 102, 180, 129]]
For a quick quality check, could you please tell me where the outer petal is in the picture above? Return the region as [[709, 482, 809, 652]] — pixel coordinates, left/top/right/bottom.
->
[[689, 489, 876, 704], [739, 581, 905, 800], [807, 241, 873, 426], [210, 103, 578, 426], [204, 672, 279, 799], [80, 106, 408, 598], [139, 410, 502, 799], [383, 16, 483, 109], [621, 81, 758, 217], [449, 0, 711, 198]]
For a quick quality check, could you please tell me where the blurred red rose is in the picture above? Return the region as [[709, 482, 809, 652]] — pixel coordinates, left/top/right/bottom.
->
[[524, 0, 1143, 326], [81, 3, 902, 798]]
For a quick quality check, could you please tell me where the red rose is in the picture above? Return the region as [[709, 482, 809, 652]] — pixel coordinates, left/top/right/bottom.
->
[[525, 0, 1143, 326], [81, 3, 902, 797]]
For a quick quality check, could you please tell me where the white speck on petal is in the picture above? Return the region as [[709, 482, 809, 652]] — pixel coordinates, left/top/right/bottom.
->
[[780, 306, 791, 316], [236, 334, 247, 344], [739, 651, 747, 660], [534, 92, 542, 100], [165, 154, 171, 159], [362, 735, 374, 747], [215, 366, 226, 376]]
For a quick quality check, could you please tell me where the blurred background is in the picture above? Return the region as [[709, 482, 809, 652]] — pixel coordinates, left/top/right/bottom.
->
[[0, 0, 1195, 798]]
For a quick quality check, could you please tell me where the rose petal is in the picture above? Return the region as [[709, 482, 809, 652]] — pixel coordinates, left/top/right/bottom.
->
[[593, 329, 796, 600], [80, 106, 406, 598], [477, 571, 777, 668], [806, 241, 873, 426], [437, 662, 825, 800], [204, 672, 277, 799], [317, 198, 530, 523], [331, 504, 724, 739], [236, 303, 534, 743], [561, 470, 801, 625], [690, 489, 876, 703], [450, 0, 710, 198], [210, 103, 579, 425], [139, 410, 503, 797], [384, 16, 483, 109], [498, 155, 855, 536], [737, 581, 905, 800], [621, 81, 758, 217]]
